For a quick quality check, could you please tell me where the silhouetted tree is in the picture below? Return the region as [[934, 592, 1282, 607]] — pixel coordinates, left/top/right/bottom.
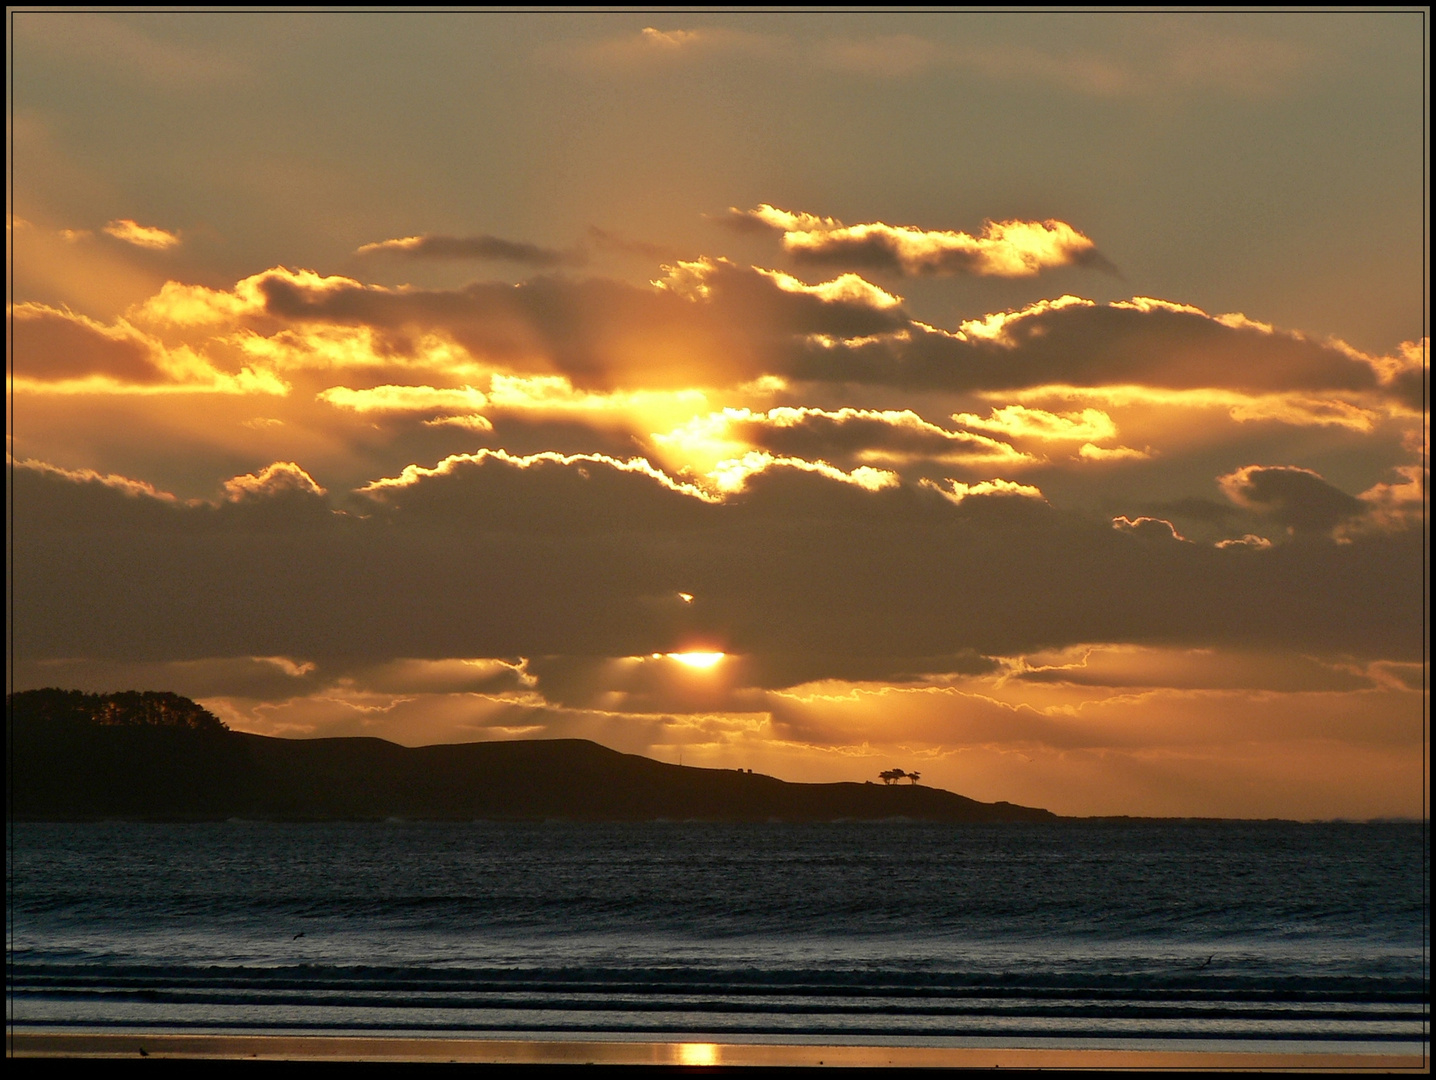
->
[[879, 768, 907, 785], [7, 688, 228, 733], [906, 771, 921, 785]]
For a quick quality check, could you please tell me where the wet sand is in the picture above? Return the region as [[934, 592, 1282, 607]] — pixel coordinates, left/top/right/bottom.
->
[[7, 1034, 1429, 1071]]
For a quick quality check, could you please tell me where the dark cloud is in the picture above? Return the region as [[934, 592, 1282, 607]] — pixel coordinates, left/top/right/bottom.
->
[[1011, 650, 1376, 693], [1219, 465, 1369, 535], [12, 452, 1424, 677], [791, 303, 1390, 399], [12, 303, 168, 383], [1385, 365, 1427, 413], [724, 408, 1019, 466], [356, 233, 586, 267], [1142, 497, 1242, 526], [10, 655, 324, 701], [1111, 515, 1188, 542]]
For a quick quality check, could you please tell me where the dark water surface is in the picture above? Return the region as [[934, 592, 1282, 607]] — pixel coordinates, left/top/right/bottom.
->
[[7, 821, 1429, 1051]]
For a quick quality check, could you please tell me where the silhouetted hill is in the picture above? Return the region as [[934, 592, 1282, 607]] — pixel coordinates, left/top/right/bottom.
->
[[7, 689, 1056, 823]]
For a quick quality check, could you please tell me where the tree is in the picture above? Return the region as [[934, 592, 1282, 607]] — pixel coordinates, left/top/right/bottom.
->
[[7, 688, 228, 733], [906, 771, 921, 785], [879, 768, 907, 785]]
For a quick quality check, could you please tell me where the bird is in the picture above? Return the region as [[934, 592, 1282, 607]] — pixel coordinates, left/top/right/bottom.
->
[[293, 931, 306, 940]]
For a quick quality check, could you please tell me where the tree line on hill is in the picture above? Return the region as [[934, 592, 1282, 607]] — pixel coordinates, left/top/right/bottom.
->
[[7, 687, 1057, 823], [10, 688, 228, 733]]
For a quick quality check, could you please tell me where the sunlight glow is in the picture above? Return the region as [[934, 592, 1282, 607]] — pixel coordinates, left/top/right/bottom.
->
[[667, 652, 725, 669], [675, 1043, 720, 1066]]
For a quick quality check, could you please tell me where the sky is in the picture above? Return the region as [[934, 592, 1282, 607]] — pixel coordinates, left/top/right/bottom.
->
[[8, 10, 1428, 819]]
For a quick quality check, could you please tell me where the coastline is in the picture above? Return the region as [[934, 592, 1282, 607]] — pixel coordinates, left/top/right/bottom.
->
[[8, 1033, 1430, 1071]]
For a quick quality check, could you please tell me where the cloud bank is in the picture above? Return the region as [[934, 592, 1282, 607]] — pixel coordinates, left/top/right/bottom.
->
[[9, 206, 1426, 819]]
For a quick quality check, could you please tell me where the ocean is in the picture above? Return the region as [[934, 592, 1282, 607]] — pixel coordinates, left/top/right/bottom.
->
[[7, 820, 1428, 1053]]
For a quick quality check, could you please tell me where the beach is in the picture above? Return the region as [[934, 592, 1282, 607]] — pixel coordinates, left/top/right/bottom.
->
[[9, 821, 1427, 1067]]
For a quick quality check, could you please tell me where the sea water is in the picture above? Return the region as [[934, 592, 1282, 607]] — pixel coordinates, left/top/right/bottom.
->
[[7, 821, 1428, 1052]]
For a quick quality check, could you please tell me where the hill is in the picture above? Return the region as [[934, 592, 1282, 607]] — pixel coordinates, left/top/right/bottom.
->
[[7, 689, 1055, 823]]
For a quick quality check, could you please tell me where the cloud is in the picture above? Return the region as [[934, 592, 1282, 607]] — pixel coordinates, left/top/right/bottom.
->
[[10, 451, 1424, 726], [356, 233, 585, 267], [926, 478, 1045, 505], [114, 266, 1413, 412], [654, 256, 904, 315], [1111, 515, 1187, 542], [11, 302, 169, 383], [752, 266, 903, 309], [954, 404, 1117, 443], [10, 301, 286, 394], [1218, 465, 1368, 536], [222, 461, 326, 502], [791, 297, 1409, 405], [318, 384, 490, 415], [1077, 443, 1151, 462], [1354, 465, 1427, 534], [705, 451, 898, 495], [12, 458, 178, 503], [655, 406, 1030, 473], [221, 261, 906, 390], [640, 27, 702, 50], [1214, 534, 1273, 550], [1007, 643, 1376, 693], [726, 205, 1115, 277], [11, 654, 323, 701], [103, 218, 180, 250]]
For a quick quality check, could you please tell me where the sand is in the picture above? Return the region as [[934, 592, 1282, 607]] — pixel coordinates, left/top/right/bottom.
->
[[7, 1033, 1429, 1071]]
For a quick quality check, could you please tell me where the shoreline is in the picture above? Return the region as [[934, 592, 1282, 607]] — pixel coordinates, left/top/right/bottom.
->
[[7, 1033, 1429, 1071], [10, 815, 1430, 825]]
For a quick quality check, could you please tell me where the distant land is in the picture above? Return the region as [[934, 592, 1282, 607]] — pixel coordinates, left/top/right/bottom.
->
[[8, 689, 1056, 824]]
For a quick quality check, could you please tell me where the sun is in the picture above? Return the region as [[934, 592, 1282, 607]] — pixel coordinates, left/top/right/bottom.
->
[[665, 651, 725, 669]]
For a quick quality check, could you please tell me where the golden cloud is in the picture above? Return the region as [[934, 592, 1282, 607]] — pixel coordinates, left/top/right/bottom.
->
[[223, 462, 326, 502], [729, 204, 1111, 277], [10, 301, 285, 395], [924, 477, 1045, 505], [706, 451, 898, 495], [358, 447, 717, 503], [953, 403, 1117, 442], [102, 218, 180, 250], [318, 384, 490, 414], [655, 406, 1030, 475]]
